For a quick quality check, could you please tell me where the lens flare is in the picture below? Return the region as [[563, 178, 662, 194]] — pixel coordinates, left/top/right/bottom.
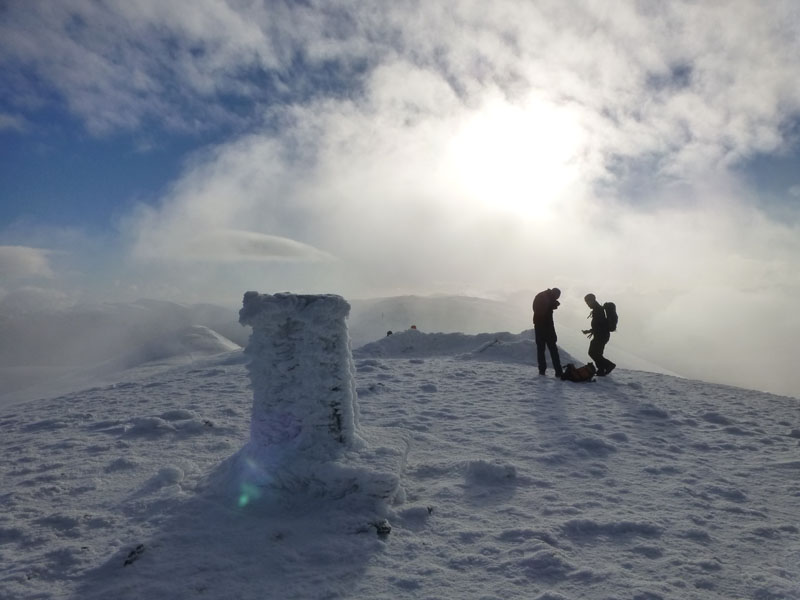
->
[[238, 483, 262, 508], [235, 455, 273, 508]]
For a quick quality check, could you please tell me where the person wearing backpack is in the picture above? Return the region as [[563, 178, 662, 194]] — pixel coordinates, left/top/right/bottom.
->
[[532, 287, 563, 377], [582, 293, 616, 376]]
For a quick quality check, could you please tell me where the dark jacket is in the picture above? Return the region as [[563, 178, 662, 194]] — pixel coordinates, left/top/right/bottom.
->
[[588, 300, 610, 338], [532, 289, 560, 328]]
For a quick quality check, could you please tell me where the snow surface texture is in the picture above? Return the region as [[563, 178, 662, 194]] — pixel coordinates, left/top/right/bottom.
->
[[1, 326, 800, 599], [227, 291, 407, 502]]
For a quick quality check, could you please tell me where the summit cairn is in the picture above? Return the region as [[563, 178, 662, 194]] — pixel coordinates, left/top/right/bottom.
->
[[232, 292, 407, 505]]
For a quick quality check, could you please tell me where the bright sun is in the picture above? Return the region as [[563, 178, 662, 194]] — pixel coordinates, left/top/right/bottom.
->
[[445, 96, 585, 218]]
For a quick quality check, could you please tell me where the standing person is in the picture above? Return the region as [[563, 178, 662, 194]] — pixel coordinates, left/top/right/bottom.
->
[[532, 288, 563, 377], [582, 293, 616, 376]]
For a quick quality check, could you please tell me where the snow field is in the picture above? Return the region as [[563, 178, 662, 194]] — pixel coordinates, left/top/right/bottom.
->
[[0, 329, 799, 599]]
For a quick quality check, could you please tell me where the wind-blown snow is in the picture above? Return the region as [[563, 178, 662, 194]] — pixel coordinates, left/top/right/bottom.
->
[[0, 295, 683, 408], [1, 322, 799, 599], [0, 300, 244, 407]]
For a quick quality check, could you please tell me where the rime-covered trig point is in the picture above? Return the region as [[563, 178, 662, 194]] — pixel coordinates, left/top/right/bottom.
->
[[228, 292, 407, 507]]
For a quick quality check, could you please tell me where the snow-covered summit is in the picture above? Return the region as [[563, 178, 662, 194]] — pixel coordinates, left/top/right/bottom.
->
[[2, 318, 800, 598], [347, 294, 526, 348], [2, 291, 800, 599], [354, 327, 578, 366]]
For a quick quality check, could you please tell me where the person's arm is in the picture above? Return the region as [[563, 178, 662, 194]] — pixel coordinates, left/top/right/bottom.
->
[[583, 305, 595, 337]]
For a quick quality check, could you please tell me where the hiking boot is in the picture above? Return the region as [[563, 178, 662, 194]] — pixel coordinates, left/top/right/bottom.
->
[[539, 370, 546, 376], [605, 363, 616, 375]]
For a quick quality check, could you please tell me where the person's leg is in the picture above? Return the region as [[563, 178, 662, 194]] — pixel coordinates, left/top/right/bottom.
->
[[603, 350, 616, 374], [535, 327, 547, 374], [588, 337, 604, 374], [591, 335, 613, 375], [546, 335, 562, 376], [598, 334, 614, 373]]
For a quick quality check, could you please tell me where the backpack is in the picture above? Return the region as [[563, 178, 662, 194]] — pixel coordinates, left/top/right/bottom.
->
[[561, 362, 597, 382], [603, 302, 618, 332]]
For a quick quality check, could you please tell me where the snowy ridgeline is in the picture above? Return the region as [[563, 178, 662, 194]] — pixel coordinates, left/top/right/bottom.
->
[[217, 292, 408, 507], [355, 327, 577, 364]]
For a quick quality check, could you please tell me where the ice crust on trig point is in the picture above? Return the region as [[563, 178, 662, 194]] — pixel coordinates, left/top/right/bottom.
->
[[230, 291, 407, 504], [238, 291, 364, 457]]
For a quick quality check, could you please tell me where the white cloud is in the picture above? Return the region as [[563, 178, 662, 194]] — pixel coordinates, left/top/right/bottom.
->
[[134, 228, 335, 263], [4, 0, 799, 169], [120, 67, 800, 296], [0, 286, 71, 314], [0, 1, 274, 134], [0, 246, 53, 279], [0, 113, 27, 132]]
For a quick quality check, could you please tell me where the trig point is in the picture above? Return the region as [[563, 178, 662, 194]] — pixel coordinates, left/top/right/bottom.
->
[[239, 292, 364, 458], [232, 292, 406, 504]]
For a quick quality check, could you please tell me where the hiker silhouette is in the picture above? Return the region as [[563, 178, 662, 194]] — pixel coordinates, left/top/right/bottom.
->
[[582, 293, 616, 376], [532, 288, 563, 377]]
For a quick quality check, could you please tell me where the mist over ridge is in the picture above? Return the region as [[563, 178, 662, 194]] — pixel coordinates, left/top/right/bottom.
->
[[3, 292, 791, 407]]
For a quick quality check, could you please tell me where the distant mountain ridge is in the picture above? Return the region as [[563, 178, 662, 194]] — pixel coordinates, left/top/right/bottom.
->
[[347, 294, 526, 348], [0, 300, 244, 405], [0, 299, 246, 367], [0, 294, 680, 405]]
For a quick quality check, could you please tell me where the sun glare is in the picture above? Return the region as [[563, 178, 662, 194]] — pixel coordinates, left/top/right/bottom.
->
[[445, 97, 584, 218]]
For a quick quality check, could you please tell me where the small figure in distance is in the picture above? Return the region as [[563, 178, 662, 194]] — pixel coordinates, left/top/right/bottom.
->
[[532, 287, 563, 378], [582, 293, 616, 376]]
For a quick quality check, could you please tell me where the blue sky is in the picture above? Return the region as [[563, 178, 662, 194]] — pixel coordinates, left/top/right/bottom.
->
[[2, 117, 184, 229], [2, 1, 800, 396]]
